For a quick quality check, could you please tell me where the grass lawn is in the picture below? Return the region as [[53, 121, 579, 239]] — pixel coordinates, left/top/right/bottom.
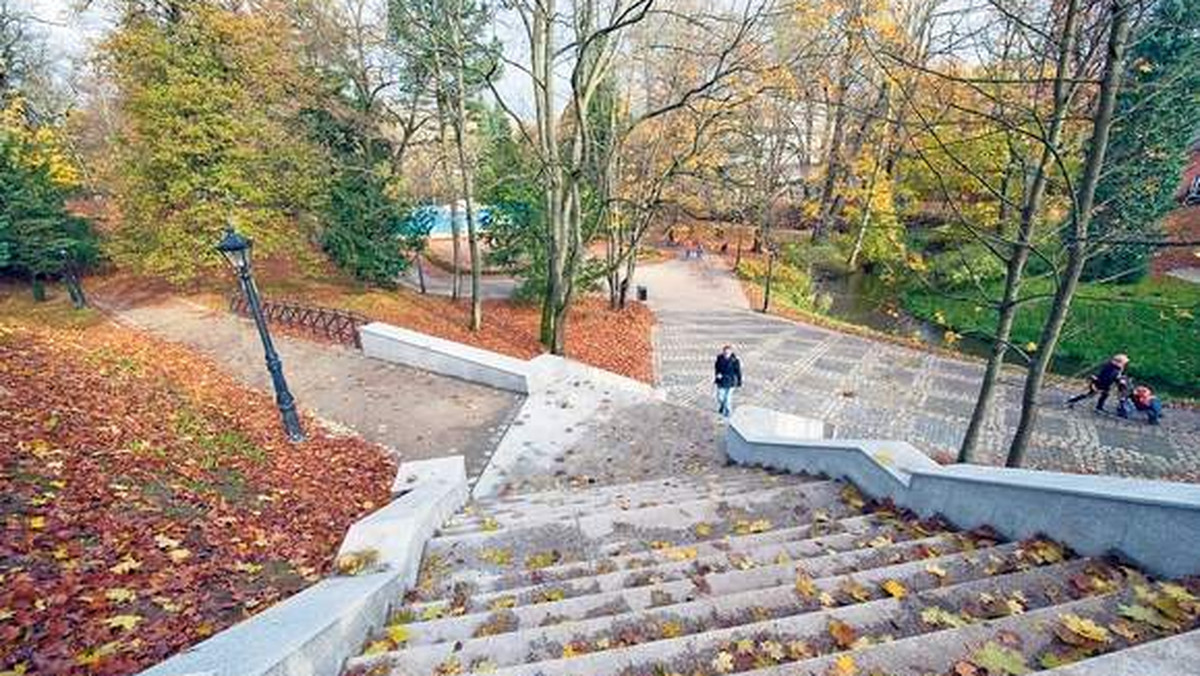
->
[[903, 276, 1200, 399], [0, 291, 394, 675]]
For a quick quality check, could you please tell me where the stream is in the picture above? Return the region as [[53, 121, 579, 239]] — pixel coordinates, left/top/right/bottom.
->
[[814, 272, 995, 360]]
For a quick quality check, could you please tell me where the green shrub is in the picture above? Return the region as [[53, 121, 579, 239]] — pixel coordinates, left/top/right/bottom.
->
[[781, 241, 850, 276], [736, 257, 831, 312], [904, 277, 1200, 398], [928, 244, 1007, 288]]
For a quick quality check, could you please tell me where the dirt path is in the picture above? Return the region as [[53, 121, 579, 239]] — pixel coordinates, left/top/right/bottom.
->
[[96, 295, 522, 479]]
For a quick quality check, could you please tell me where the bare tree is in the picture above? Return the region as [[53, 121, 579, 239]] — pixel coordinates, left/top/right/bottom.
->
[[494, 0, 769, 352], [1006, 0, 1137, 467]]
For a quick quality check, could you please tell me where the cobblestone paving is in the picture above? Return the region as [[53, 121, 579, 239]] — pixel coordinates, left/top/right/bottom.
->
[[643, 258, 1200, 481]]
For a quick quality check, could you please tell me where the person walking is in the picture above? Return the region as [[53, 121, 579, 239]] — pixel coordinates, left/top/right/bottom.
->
[[1067, 353, 1129, 412], [714, 344, 742, 418]]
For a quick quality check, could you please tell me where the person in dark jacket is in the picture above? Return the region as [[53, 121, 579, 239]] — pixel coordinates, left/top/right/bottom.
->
[[1067, 353, 1129, 411], [714, 345, 742, 418]]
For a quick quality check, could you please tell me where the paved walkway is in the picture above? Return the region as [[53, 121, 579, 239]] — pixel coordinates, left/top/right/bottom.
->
[[642, 256, 1200, 481], [398, 265, 519, 300], [97, 296, 522, 479]]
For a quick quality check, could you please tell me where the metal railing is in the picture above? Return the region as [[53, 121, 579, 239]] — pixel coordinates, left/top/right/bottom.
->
[[229, 295, 368, 348]]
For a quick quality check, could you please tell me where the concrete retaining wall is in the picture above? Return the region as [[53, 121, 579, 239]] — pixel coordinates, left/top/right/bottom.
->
[[360, 322, 530, 393], [139, 457, 467, 676], [728, 406, 1200, 579]]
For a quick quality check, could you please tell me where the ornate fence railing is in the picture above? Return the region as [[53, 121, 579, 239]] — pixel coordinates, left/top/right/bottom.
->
[[229, 295, 369, 348]]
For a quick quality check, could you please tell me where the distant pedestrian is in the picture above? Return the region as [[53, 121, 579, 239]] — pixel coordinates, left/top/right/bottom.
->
[[1067, 353, 1129, 412], [714, 344, 742, 418]]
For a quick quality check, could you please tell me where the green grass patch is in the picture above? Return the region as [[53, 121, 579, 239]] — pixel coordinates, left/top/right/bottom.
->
[[904, 276, 1200, 399], [0, 284, 102, 329]]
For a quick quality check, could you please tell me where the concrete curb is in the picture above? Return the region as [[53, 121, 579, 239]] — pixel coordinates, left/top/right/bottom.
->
[[727, 405, 1200, 579], [138, 456, 467, 676]]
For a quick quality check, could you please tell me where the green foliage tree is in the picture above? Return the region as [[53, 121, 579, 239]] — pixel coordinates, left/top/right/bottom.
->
[[102, 3, 325, 284], [476, 106, 545, 299], [0, 134, 97, 300], [1081, 0, 1200, 283], [304, 105, 418, 287]]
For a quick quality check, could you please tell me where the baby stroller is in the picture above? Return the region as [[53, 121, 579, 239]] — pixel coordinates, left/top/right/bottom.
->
[[1114, 376, 1163, 425]]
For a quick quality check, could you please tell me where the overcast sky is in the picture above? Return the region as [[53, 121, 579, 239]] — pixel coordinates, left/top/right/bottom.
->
[[25, 0, 540, 118]]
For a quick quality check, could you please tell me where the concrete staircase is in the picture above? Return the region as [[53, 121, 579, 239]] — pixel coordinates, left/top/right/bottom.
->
[[344, 469, 1200, 676]]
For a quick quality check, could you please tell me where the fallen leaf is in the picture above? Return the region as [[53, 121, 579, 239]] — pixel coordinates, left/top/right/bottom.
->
[[104, 614, 143, 631], [829, 653, 857, 676], [104, 588, 137, 605], [881, 579, 908, 599], [109, 556, 141, 575], [828, 618, 857, 649], [972, 641, 1029, 675]]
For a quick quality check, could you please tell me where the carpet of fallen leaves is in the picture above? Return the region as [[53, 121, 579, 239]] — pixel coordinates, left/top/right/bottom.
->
[[243, 282, 657, 384], [0, 309, 395, 675]]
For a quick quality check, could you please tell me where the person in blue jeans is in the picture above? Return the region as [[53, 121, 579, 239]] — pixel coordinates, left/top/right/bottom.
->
[[714, 345, 742, 417]]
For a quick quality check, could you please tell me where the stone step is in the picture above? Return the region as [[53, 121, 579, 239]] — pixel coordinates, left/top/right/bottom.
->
[[422, 481, 847, 580], [409, 530, 978, 618], [432, 480, 842, 545], [368, 550, 1132, 676], [441, 475, 803, 535], [1027, 628, 1200, 676], [391, 539, 1025, 649], [434, 513, 938, 597], [352, 541, 1084, 674], [431, 496, 864, 583], [721, 577, 1172, 676], [466, 470, 795, 515]]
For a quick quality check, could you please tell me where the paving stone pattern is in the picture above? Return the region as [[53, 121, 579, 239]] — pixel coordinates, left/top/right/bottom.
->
[[644, 258, 1200, 481]]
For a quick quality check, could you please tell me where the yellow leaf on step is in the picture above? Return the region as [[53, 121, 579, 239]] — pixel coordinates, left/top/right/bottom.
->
[[881, 579, 908, 599], [830, 654, 857, 676], [795, 572, 817, 598], [385, 624, 410, 646], [362, 640, 391, 656]]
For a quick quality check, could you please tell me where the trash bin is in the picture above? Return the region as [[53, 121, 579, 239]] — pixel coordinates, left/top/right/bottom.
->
[[636, 286, 648, 301]]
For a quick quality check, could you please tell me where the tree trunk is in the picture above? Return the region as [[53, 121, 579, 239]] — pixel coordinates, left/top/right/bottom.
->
[[618, 238, 638, 310], [452, 60, 482, 331], [958, 0, 1081, 463], [847, 109, 890, 270], [1007, 0, 1131, 468], [813, 45, 854, 241], [31, 273, 45, 303], [846, 163, 878, 270], [416, 252, 427, 294], [761, 248, 774, 313], [436, 104, 462, 301]]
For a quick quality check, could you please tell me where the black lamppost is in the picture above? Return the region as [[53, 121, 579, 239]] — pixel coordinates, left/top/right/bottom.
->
[[215, 226, 306, 443]]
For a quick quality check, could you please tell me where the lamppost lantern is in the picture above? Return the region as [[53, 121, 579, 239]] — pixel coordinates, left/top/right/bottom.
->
[[215, 226, 253, 275], [215, 225, 305, 443]]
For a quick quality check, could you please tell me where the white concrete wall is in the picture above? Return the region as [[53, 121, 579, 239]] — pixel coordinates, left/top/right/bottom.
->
[[728, 406, 1200, 579], [360, 322, 530, 393]]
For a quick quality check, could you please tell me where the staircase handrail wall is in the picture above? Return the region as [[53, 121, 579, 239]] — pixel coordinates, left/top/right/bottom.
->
[[727, 406, 1200, 579]]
